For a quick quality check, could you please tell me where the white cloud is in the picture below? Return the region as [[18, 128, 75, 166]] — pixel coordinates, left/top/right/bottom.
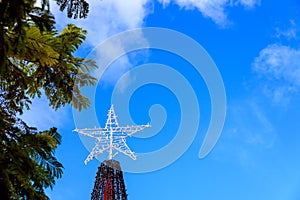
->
[[234, 0, 261, 9], [159, 0, 171, 8], [275, 20, 299, 40], [276, 28, 297, 40], [158, 0, 229, 26], [90, 28, 148, 91], [157, 0, 261, 26], [253, 44, 300, 84], [252, 44, 300, 102], [51, 0, 152, 46]]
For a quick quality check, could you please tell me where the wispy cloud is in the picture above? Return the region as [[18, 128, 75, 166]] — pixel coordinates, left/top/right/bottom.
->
[[157, 0, 261, 26], [20, 96, 71, 130], [233, 0, 261, 9], [252, 44, 300, 103], [274, 20, 299, 40], [215, 100, 277, 169], [158, 0, 229, 26], [228, 101, 276, 148], [90, 29, 149, 91]]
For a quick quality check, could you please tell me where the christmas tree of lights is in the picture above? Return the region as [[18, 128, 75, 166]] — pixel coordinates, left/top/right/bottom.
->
[[74, 105, 150, 200]]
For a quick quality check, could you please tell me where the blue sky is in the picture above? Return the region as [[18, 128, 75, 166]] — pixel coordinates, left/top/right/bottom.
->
[[22, 0, 300, 199]]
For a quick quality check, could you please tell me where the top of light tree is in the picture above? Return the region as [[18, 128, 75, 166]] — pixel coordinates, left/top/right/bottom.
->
[[74, 105, 150, 165]]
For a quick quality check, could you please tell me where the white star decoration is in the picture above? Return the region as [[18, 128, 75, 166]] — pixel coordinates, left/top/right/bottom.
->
[[74, 105, 150, 165]]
